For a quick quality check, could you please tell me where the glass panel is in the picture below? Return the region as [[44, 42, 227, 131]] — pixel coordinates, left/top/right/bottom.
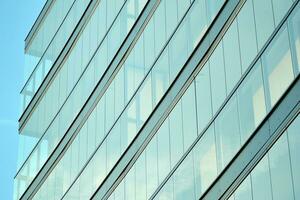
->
[[223, 20, 242, 92], [173, 154, 196, 200], [290, 5, 300, 73], [165, 0, 178, 38], [234, 177, 253, 200], [262, 26, 294, 107], [169, 101, 184, 168], [287, 116, 300, 199], [155, 177, 174, 200], [237, 0, 258, 73], [195, 64, 212, 133], [193, 125, 217, 198], [125, 168, 135, 200], [251, 156, 273, 200], [146, 135, 158, 198], [215, 95, 241, 169], [269, 133, 294, 200], [209, 43, 227, 114], [272, 0, 293, 25], [135, 154, 146, 199], [237, 62, 266, 143], [252, 0, 275, 49], [182, 84, 197, 150], [157, 119, 171, 184]]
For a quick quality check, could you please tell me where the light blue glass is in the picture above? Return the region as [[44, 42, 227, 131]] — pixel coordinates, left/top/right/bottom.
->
[[193, 125, 217, 198], [209, 43, 227, 114], [252, 0, 275, 50], [195, 64, 212, 133], [157, 119, 171, 183], [223, 20, 242, 92], [169, 101, 184, 168], [262, 26, 294, 107], [182, 84, 197, 150], [135, 154, 147, 199], [173, 153, 196, 200], [146, 135, 159, 198], [269, 133, 294, 200], [251, 156, 273, 200], [125, 169, 135, 200], [237, 62, 266, 143], [287, 116, 300, 199], [272, 0, 293, 25], [215, 95, 241, 169], [234, 177, 252, 200], [290, 5, 300, 73]]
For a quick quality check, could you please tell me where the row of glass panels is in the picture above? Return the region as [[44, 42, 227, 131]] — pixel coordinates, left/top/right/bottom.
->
[[15, 0, 143, 198], [17, 0, 131, 171], [22, 0, 90, 110], [229, 114, 300, 200], [31, 0, 225, 199], [107, 0, 300, 199], [24, 0, 75, 82]]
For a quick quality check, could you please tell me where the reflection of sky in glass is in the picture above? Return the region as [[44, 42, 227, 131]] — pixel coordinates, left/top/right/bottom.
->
[[0, 0, 45, 199]]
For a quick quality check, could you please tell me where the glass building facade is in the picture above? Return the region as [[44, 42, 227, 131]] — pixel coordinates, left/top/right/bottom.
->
[[14, 0, 300, 199]]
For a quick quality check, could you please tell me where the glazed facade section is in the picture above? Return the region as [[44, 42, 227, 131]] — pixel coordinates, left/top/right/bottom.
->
[[15, 0, 300, 200], [230, 114, 300, 200]]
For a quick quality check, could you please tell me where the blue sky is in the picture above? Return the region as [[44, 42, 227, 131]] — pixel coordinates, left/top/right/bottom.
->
[[0, 0, 45, 199]]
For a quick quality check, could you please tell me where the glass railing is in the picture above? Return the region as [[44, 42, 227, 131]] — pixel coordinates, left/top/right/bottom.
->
[[21, 0, 90, 112], [31, 0, 226, 199], [14, 0, 141, 199]]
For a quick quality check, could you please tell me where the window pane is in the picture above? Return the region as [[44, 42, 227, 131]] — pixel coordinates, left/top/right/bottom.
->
[[206, 0, 224, 22], [238, 62, 266, 143], [193, 125, 217, 198], [209, 43, 227, 114], [125, 167, 135, 200], [223, 20, 242, 92], [215, 95, 241, 169], [262, 27, 294, 107], [182, 84, 197, 150], [157, 119, 171, 184], [287, 115, 300, 199], [146, 136, 158, 198], [234, 176, 252, 200], [272, 0, 293, 25], [253, 0, 275, 49], [237, 0, 258, 73], [135, 154, 146, 199], [269, 134, 294, 200], [251, 156, 273, 200], [165, 0, 178, 38], [169, 101, 184, 168], [169, 23, 189, 81], [290, 5, 300, 73], [173, 154, 195, 200], [195, 64, 213, 132], [187, 0, 208, 52]]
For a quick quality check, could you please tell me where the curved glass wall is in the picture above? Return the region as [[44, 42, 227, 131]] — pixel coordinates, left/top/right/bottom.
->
[[24, 0, 75, 81], [107, 0, 300, 199], [230, 114, 299, 200], [17, 0, 127, 170], [31, 0, 227, 199], [22, 0, 91, 111], [14, 0, 145, 199]]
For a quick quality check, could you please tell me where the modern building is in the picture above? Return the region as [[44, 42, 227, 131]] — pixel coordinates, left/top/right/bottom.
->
[[14, 0, 300, 199]]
